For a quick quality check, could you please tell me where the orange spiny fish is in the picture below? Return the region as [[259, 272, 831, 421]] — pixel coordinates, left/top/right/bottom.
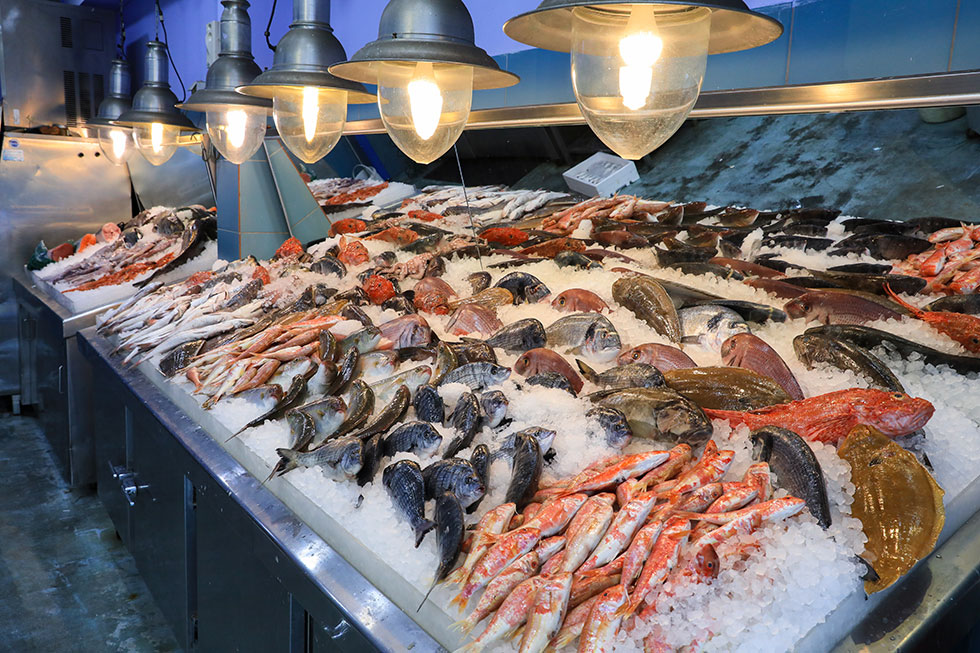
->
[[704, 388, 934, 443], [885, 284, 980, 353]]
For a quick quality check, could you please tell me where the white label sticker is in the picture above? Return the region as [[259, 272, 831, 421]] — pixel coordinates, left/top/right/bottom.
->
[[2, 149, 25, 162]]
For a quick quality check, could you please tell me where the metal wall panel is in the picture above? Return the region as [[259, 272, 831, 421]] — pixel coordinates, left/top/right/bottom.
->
[[0, 133, 129, 396], [0, 0, 116, 127], [128, 142, 216, 211]]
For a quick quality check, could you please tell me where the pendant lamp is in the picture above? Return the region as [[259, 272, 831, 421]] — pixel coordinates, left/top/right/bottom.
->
[[179, 0, 271, 165], [87, 58, 135, 166], [329, 0, 519, 164]]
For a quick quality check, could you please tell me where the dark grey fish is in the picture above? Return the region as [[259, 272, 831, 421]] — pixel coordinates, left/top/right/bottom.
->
[[286, 410, 317, 452], [401, 233, 443, 254], [810, 270, 927, 296], [448, 341, 498, 365], [311, 255, 347, 278], [526, 371, 576, 395], [468, 444, 491, 514], [223, 279, 263, 310], [480, 390, 509, 428], [498, 427, 557, 459], [484, 318, 547, 353], [576, 360, 665, 389], [494, 271, 551, 304], [158, 339, 205, 377], [356, 433, 384, 486], [230, 371, 314, 439], [592, 387, 713, 446], [154, 214, 184, 235], [422, 459, 486, 508], [326, 347, 358, 395], [666, 262, 744, 280], [383, 460, 436, 547], [826, 263, 894, 275], [293, 395, 349, 447], [762, 235, 833, 251], [924, 294, 980, 315], [342, 305, 375, 330], [418, 492, 465, 610], [274, 435, 364, 480], [467, 271, 492, 293], [545, 313, 621, 361], [555, 250, 601, 269], [382, 421, 443, 458], [440, 362, 511, 390], [793, 334, 904, 392], [413, 384, 445, 423], [319, 329, 337, 363], [350, 385, 410, 441], [443, 392, 482, 459], [333, 380, 374, 439], [586, 406, 632, 449], [339, 326, 383, 356], [504, 432, 542, 510], [336, 286, 370, 305], [750, 426, 832, 529], [690, 300, 787, 324], [804, 324, 980, 375], [382, 293, 416, 314]]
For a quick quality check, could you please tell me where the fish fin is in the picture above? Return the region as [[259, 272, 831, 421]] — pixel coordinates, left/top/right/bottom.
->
[[616, 599, 638, 620], [449, 615, 476, 635], [883, 283, 921, 317], [447, 589, 469, 612], [445, 565, 468, 586], [855, 555, 880, 582], [508, 625, 524, 641], [575, 359, 599, 383], [414, 519, 437, 548], [680, 335, 702, 345], [806, 415, 853, 442]]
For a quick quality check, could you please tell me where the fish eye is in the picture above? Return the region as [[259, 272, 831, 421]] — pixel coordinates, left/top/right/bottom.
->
[[632, 351, 640, 360], [892, 392, 904, 400], [558, 297, 565, 305]]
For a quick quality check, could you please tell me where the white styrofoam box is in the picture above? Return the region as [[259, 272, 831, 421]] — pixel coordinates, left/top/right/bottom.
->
[[562, 152, 640, 197]]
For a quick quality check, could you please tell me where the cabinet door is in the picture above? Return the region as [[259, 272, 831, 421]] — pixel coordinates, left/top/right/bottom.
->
[[129, 410, 193, 650], [195, 484, 298, 652], [92, 360, 132, 548], [35, 310, 69, 477]]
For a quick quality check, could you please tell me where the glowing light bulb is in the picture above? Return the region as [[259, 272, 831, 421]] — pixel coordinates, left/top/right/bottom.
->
[[150, 122, 164, 153], [225, 109, 248, 148], [109, 129, 129, 159], [618, 9, 663, 111], [407, 63, 443, 140], [570, 5, 710, 160], [302, 86, 318, 142], [377, 61, 472, 164], [96, 126, 134, 165]]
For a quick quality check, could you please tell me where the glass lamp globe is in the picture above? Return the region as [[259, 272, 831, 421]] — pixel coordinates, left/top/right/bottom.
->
[[133, 122, 182, 166], [96, 126, 135, 165], [377, 61, 473, 165], [205, 105, 267, 164], [570, 4, 711, 160], [271, 86, 348, 164]]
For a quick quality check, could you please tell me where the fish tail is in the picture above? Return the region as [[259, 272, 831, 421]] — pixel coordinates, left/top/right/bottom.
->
[[575, 359, 599, 383], [616, 599, 638, 620], [414, 519, 437, 548], [447, 589, 470, 612], [449, 614, 477, 635]]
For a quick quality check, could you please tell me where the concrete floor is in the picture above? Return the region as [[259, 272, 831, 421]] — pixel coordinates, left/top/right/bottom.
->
[[0, 413, 180, 652]]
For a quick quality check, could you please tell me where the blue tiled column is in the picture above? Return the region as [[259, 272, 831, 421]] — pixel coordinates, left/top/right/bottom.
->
[[215, 145, 291, 261]]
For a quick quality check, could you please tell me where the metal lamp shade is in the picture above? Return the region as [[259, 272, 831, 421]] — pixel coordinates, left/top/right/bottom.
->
[[180, 0, 271, 112], [504, 0, 783, 54], [115, 41, 198, 130], [237, 0, 374, 103], [88, 58, 132, 127], [328, 0, 519, 91]]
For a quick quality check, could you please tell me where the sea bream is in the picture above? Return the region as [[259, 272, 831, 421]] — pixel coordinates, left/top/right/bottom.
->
[[545, 313, 622, 362]]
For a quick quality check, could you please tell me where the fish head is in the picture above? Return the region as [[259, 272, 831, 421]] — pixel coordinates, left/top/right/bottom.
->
[[551, 292, 572, 311], [860, 392, 935, 437], [461, 471, 487, 506], [490, 364, 512, 384], [339, 439, 365, 477], [656, 402, 712, 445], [692, 545, 720, 579], [583, 323, 622, 362], [720, 333, 754, 366], [617, 345, 651, 366], [525, 281, 552, 303], [514, 351, 536, 375], [784, 296, 812, 320]]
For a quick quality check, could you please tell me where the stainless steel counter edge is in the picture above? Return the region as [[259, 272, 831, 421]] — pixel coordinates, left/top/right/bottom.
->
[[76, 327, 444, 653], [12, 273, 120, 338]]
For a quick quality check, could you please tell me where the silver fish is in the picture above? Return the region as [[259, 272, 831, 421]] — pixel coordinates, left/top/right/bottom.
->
[[545, 313, 621, 362], [678, 305, 750, 351]]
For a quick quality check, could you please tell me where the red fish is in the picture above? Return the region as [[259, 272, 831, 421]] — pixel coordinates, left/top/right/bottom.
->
[[337, 236, 369, 266], [366, 226, 419, 245], [885, 284, 980, 353], [328, 218, 367, 236], [616, 343, 696, 371], [275, 237, 304, 259], [447, 304, 502, 336], [408, 209, 442, 222], [514, 348, 583, 393], [551, 289, 609, 313], [378, 314, 431, 349], [593, 230, 647, 249], [413, 277, 456, 314], [479, 227, 529, 246], [784, 291, 903, 324], [742, 277, 808, 299], [721, 333, 804, 400], [704, 388, 934, 443], [362, 275, 396, 305], [519, 237, 586, 258], [251, 265, 270, 285]]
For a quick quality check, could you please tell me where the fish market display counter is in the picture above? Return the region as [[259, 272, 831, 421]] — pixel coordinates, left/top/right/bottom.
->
[[77, 324, 980, 652], [77, 327, 440, 652], [13, 273, 110, 487]]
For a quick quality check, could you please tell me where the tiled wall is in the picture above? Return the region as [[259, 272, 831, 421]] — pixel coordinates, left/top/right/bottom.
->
[[216, 146, 291, 260]]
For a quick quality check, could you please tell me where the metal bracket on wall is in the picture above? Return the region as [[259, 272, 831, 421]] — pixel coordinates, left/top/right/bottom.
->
[[344, 70, 980, 134]]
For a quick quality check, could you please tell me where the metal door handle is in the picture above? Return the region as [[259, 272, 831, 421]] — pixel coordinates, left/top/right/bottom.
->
[[58, 365, 64, 394], [325, 619, 351, 640], [109, 462, 151, 507]]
